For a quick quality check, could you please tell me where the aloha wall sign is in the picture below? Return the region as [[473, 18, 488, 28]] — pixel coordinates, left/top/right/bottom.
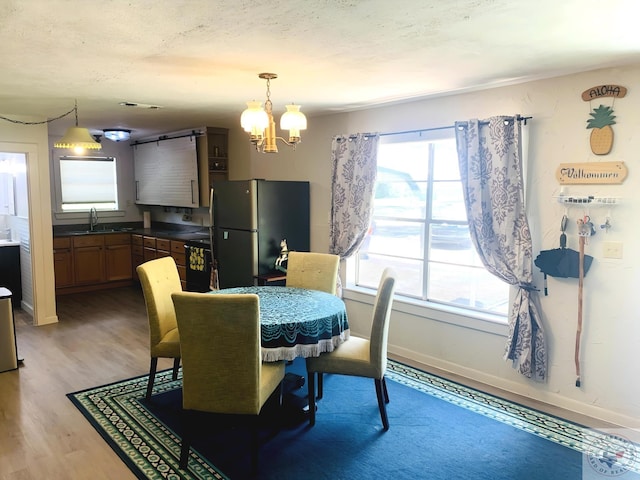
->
[[582, 84, 627, 156], [556, 161, 628, 185], [555, 85, 629, 184]]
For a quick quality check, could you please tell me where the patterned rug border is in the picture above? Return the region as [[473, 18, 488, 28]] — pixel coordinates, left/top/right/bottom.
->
[[67, 360, 640, 479], [386, 361, 640, 474]]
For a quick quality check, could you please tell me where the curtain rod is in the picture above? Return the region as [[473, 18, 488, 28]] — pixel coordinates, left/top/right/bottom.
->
[[380, 115, 532, 137]]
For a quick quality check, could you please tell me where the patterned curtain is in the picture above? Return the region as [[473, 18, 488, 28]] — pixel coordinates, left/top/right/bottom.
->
[[455, 117, 546, 381], [329, 133, 379, 296]]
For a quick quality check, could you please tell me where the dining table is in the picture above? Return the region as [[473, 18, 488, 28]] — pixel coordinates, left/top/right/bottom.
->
[[212, 285, 350, 362]]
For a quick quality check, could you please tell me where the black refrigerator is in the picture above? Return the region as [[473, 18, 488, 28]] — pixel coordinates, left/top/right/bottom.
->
[[211, 179, 310, 288]]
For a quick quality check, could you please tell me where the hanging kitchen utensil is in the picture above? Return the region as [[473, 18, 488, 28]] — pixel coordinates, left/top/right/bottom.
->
[[574, 214, 594, 387], [534, 215, 593, 295], [575, 231, 585, 387]]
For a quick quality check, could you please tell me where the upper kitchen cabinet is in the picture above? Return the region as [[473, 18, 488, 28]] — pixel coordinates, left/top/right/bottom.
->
[[133, 133, 200, 207], [133, 127, 228, 208], [197, 127, 229, 207]]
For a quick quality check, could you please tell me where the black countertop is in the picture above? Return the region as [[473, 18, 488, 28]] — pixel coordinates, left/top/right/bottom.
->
[[53, 223, 211, 245]]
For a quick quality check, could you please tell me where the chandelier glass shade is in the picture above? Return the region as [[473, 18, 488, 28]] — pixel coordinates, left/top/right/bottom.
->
[[241, 73, 307, 153]]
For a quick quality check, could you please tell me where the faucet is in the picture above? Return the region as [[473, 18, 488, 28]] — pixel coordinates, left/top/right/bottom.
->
[[89, 207, 99, 231]]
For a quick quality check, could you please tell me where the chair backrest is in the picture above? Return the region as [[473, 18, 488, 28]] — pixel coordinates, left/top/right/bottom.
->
[[285, 251, 340, 294], [369, 268, 397, 378], [136, 257, 182, 353], [172, 291, 263, 415]]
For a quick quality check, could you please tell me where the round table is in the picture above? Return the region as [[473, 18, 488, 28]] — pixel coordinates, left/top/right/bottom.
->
[[214, 286, 350, 362]]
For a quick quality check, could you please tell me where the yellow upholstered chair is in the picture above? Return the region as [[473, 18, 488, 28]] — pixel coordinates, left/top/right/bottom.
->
[[306, 268, 397, 430], [171, 291, 285, 472], [136, 256, 182, 402], [285, 251, 340, 295]]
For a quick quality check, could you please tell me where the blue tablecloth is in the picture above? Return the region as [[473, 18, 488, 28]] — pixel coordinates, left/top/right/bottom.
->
[[214, 286, 350, 362]]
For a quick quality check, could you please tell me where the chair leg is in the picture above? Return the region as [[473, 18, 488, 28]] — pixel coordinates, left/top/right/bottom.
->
[[251, 419, 259, 476], [374, 378, 390, 431], [172, 357, 181, 380], [146, 357, 158, 402], [317, 372, 324, 399], [382, 376, 390, 404], [179, 411, 194, 469], [307, 371, 316, 426]]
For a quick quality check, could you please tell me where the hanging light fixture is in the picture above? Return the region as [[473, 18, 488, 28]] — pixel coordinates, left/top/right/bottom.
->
[[241, 73, 307, 153], [103, 129, 131, 142], [54, 100, 101, 151]]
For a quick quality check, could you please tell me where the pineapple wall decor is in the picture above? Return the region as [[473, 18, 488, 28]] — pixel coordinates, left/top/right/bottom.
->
[[587, 105, 616, 155], [554, 85, 629, 185], [582, 84, 627, 155]]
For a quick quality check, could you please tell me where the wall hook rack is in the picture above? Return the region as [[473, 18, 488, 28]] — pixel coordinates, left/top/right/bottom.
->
[[554, 195, 620, 206]]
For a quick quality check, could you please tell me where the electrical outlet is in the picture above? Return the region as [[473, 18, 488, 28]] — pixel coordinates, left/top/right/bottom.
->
[[603, 241, 623, 259]]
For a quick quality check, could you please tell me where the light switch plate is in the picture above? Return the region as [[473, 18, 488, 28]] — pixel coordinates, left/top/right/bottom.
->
[[603, 241, 623, 259]]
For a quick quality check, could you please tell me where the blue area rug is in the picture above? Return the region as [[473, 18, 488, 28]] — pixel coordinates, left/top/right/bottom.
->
[[68, 359, 640, 479]]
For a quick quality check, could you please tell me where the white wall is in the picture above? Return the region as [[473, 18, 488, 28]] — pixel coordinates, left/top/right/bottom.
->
[[244, 63, 640, 428], [7, 63, 637, 425], [0, 118, 57, 326]]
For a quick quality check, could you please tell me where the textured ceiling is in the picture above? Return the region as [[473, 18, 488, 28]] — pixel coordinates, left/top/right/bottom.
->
[[1, 0, 639, 139]]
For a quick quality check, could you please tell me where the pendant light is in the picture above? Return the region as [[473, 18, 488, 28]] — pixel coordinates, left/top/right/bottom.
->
[[54, 100, 101, 151]]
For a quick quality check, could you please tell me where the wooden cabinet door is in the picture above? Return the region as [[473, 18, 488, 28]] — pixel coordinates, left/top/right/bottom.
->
[[53, 237, 74, 289], [170, 240, 187, 289], [105, 244, 132, 281], [73, 235, 105, 285], [53, 249, 74, 288], [74, 245, 105, 285]]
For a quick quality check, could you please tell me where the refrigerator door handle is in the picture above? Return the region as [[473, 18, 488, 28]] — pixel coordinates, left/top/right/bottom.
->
[[209, 188, 215, 247]]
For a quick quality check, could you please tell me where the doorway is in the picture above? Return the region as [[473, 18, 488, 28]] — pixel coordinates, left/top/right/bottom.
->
[[0, 152, 32, 316]]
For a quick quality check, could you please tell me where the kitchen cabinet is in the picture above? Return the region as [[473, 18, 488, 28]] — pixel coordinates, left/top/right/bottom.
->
[[133, 235, 187, 289], [133, 134, 199, 207], [143, 236, 157, 261], [133, 127, 228, 208], [73, 235, 105, 285], [53, 237, 74, 288], [156, 238, 171, 258], [171, 240, 187, 289], [54, 233, 134, 295], [105, 234, 132, 282], [131, 234, 144, 280], [197, 127, 229, 206], [0, 244, 22, 304]]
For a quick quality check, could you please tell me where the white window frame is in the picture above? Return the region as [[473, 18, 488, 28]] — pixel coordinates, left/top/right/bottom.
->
[[345, 128, 510, 333], [55, 155, 118, 213]]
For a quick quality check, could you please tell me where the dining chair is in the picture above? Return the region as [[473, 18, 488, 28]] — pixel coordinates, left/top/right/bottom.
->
[[305, 268, 397, 430], [136, 256, 182, 402], [171, 291, 285, 472], [285, 251, 340, 295]]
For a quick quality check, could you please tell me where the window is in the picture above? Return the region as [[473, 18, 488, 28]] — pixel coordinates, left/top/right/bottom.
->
[[354, 130, 508, 316], [59, 155, 118, 211]]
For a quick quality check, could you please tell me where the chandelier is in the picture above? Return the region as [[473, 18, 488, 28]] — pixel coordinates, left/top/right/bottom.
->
[[240, 73, 307, 153]]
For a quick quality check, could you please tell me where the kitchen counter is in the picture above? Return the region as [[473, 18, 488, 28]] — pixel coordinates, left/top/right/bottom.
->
[[0, 240, 20, 247], [53, 224, 211, 245]]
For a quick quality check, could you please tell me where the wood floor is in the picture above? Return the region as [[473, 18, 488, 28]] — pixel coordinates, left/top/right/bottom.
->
[[0, 286, 612, 479], [0, 286, 163, 480]]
